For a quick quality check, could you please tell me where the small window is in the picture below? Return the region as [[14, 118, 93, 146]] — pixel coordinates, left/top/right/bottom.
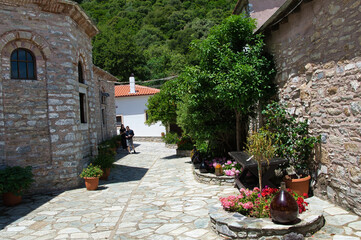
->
[[78, 62, 84, 83], [79, 93, 87, 123], [11, 48, 36, 79], [101, 95, 106, 104], [102, 109, 106, 125], [116, 116, 122, 126]]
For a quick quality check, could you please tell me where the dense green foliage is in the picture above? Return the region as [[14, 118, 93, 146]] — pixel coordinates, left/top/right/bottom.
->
[[162, 132, 179, 144], [0, 166, 34, 195], [146, 15, 275, 155], [177, 14, 275, 153], [146, 78, 181, 126], [78, 0, 236, 82], [262, 102, 320, 176]]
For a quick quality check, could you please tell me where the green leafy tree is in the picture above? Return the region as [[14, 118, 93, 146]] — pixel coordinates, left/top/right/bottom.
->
[[145, 79, 182, 127], [80, 0, 236, 81], [92, 29, 150, 81], [144, 44, 186, 80], [179, 14, 275, 151], [247, 130, 276, 191], [176, 67, 237, 155]]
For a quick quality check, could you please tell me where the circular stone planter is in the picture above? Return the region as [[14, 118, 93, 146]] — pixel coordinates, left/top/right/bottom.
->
[[176, 149, 192, 157], [193, 165, 235, 186], [209, 200, 324, 239]]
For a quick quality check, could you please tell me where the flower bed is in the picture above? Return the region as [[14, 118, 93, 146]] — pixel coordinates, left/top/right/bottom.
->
[[192, 165, 235, 186], [204, 158, 242, 176], [220, 187, 308, 218], [222, 160, 242, 176], [209, 198, 324, 239]]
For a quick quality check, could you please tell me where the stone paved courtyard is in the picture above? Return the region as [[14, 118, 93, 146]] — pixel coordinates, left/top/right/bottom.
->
[[0, 142, 360, 240]]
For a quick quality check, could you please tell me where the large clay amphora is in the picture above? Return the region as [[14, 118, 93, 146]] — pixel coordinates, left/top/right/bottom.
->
[[270, 182, 299, 224]]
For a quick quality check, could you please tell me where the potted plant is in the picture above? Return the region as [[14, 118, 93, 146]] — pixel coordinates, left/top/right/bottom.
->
[[79, 164, 103, 191], [262, 102, 320, 195], [176, 135, 194, 157], [246, 130, 276, 191], [0, 166, 34, 206], [92, 149, 115, 180]]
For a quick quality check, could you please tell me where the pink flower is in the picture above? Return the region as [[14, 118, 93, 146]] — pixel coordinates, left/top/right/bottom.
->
[[242, 202, 254, 209], [213, 162, 217, 168], [226, 160, 232, 165]]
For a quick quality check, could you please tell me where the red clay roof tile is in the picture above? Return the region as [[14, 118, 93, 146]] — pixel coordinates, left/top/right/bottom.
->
[[115, 84, 160, 97]]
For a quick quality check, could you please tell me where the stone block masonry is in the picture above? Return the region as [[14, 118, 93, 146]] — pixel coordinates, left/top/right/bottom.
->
[[262, 0, 361, 215], [0, 1, 116, 193]]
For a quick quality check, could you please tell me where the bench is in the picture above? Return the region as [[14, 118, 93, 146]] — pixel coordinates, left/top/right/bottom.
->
[[228, 151, 287, 189]]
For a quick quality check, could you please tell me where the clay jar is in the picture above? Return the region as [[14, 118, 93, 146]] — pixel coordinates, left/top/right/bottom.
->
[[270, 182, 299, 224], [215, 164, 223, 176]]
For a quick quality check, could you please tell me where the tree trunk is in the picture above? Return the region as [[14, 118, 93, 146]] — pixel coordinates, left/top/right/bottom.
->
[[258, 161, 262, 191], [235, 110, 240, 151]]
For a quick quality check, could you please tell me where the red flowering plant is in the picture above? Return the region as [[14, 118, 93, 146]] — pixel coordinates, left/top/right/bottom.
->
[[220, 186, 308, 218]]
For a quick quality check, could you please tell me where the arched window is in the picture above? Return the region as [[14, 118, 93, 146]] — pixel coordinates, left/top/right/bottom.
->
[[10, 48, 36, 79], [78, 62, 84, 83]]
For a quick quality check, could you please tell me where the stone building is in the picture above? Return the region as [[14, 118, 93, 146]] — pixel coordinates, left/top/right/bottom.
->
[[235, 0, 361, 215], [0, 0, 117, 192]]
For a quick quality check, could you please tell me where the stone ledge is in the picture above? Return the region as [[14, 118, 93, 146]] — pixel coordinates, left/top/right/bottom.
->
[[133, 137, 163, 142], [193, 165, 235, 186], [176, 149, 191, 157], [165, 144, 177, 149], [209, 198, 325, 239]]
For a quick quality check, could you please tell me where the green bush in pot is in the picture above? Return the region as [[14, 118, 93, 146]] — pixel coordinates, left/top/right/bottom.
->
[[0, 166, 34, 195]]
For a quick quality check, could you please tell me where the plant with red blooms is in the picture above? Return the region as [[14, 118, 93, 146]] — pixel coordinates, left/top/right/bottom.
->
[[220, 186, 308, 218]]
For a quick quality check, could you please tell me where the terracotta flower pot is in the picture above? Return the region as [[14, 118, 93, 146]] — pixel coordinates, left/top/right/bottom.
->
[[84, 177, 99, 190], [100, 168, 111, 181], [284, 175, 311, 196], [2, 192, 22, 206]]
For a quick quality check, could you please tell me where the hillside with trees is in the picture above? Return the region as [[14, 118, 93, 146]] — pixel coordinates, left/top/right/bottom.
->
[[76, 0, 237, 83]]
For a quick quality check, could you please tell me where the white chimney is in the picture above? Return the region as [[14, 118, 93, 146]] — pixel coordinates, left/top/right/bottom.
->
[[129, 73, 135, 94]]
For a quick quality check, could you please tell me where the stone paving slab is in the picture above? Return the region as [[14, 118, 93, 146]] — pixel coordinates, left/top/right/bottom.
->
[[0, 142, 360, 240]]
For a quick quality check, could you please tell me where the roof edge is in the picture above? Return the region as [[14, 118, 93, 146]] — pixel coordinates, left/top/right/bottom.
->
[[0, 0, 99, 38], [232, 0, 248, 15], [255, 0, 304, 34], [93, 66, 118, 82]]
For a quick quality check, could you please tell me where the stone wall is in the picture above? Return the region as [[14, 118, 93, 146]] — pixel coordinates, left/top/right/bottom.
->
[[263, 0, 361, 214], [0, 1, 112, 193], [93, 66, 117, 143]]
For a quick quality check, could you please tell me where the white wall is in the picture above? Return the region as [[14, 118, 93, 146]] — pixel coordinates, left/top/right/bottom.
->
[[115, 95, 166, 137]]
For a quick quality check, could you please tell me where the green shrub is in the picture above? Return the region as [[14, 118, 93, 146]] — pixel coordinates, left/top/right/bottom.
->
[[0, 166, 34, 195], [162, 132, 179, 144], [92, 153, 115, 169], [79, 164, 103, 178], [177, 135, 194, 150], [262, 101, 320, 176]]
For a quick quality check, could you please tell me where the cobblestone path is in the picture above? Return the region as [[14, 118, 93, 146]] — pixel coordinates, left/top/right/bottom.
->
[[0, 142, 360, 240]]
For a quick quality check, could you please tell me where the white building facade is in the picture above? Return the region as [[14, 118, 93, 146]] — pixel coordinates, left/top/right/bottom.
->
[[115, 84, 166, 137]]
